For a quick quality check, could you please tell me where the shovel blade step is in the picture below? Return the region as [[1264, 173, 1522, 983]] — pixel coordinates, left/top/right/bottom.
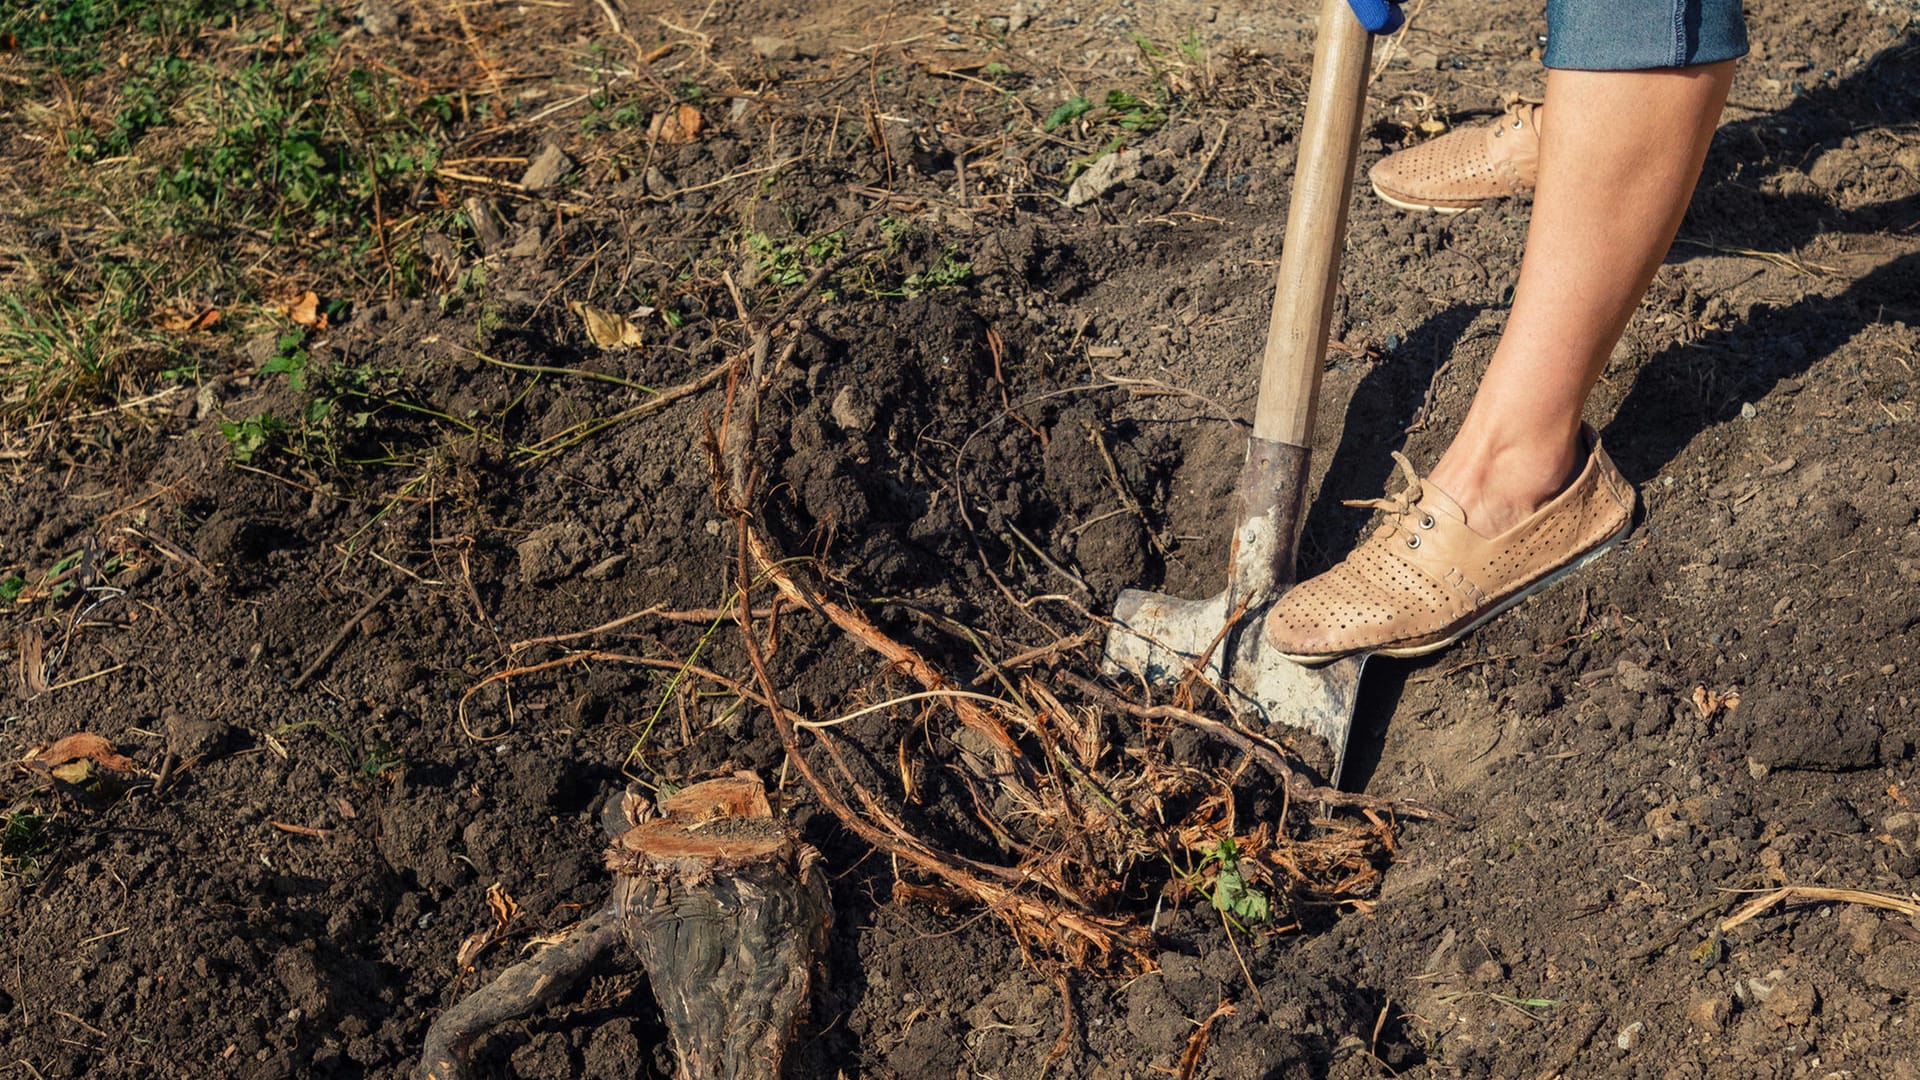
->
[[1104, 587, 1367, 786]]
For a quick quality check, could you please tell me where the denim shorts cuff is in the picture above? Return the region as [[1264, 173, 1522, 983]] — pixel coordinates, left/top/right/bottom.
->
[[1544, 0, 1748, 71]]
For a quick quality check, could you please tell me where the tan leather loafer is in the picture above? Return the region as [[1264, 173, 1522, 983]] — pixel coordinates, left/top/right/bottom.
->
[[1265, 427, 1633, 662], [1369, 100, 1541, 214]]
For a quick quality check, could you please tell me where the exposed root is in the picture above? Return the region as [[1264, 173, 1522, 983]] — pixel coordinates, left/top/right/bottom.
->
[[418, 905, 625, 1080], [691, 286, 1432, 969]]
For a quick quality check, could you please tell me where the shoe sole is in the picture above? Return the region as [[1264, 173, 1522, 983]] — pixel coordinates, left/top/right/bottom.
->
[[1372, 182, 1477, 216], [1275, 515, 1633, 666]]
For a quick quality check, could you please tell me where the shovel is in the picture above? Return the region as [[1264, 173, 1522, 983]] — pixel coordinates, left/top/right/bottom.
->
[[1104, 0, 1378, 786]]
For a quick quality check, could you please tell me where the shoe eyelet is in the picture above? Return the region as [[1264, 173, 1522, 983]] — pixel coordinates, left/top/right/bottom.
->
[[1406, 535, 1421, 550], [1421, 515, 1436, 530]]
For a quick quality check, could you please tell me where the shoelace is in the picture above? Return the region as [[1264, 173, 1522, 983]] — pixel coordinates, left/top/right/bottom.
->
[[1342, 452, 1427, 541], [1491, 98, 1542, 139]]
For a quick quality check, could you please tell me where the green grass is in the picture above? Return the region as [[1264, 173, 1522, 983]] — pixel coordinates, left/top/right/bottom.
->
[[0, 807, 52, 878], [1, 0, 461, 432]]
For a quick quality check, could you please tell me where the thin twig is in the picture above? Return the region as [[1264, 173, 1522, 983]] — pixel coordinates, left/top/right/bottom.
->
[[1177, 119, 1230, 205], [293, 579, 404, 690], [1721, 886, 1920, 933], [1059, 672, 1453, 821]]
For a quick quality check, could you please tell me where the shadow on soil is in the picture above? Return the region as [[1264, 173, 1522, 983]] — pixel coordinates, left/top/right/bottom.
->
[[1313, 35, 1918, 790]]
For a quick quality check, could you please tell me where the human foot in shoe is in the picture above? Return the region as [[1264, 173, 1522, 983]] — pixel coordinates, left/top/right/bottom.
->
[[1370, 99, 1542, 214], [1264, 425, 1632, 663]]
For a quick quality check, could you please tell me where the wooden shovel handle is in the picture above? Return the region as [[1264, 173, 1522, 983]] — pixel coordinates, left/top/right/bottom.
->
[[1251, 0, 1375, 446]]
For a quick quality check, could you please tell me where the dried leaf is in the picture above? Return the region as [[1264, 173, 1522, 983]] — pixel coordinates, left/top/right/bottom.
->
[[1690, 684, 1740, 719], [158, 308, 222, 333], [32, 732, 138, 773], [485, 881, 522, 929], [648, 104, 705, 144], [1417, 118, 1448, 136], [52, 761, 99, 785], [570, 301, 646, 350], [1690, 684, 1715, 719], [455, 930, 493, 970], [277, 290, 328, 329]]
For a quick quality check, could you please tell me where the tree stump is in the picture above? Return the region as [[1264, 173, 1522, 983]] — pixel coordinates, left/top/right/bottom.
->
[[420, 773, 830, 1080]]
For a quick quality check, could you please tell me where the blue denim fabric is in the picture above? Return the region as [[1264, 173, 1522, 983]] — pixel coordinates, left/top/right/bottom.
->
[[1544, 0, 1748, 70]]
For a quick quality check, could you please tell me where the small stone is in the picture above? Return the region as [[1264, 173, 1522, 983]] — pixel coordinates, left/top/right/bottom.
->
[[355, 0, 398, 35], [1761, 980, 1819, 1029], [519, 144, 574, 192], [1644, 802, 1693, 844], [1686, 993, 1730, 1032], [1741, 969, 1786, 1003], [464, 196, 508, 253], [1615, 658, 1661, 695], [166, 710, 236, 762], [1007, 2, 1030, 32], [830, 385, 878, 433], [643, 166, 672, 196], [1614, 1020, 1644, 1051], [582, 554, 628, 581], [503, 225, 543, 260], [1740, 402, 1759, 420], [1863, 942, 1920, 993], [750, 35, 799, 61], [1066, 148, 1145, 207], [1884, 663, 1901, 675], [516, 521, 591, 584]]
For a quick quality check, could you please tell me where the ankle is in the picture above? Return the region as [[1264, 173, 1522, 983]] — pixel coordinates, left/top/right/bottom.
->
[[1427, 426, 1582, 537]]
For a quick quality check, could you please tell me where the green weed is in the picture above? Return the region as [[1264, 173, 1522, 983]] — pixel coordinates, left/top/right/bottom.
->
[[217, 412, 287, 462], [0, 808, 51, 878], [1200, 836, 1271, 924], [745, 229, 846, 287]]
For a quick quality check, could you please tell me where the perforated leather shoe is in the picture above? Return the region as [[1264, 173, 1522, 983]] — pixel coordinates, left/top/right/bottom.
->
[[1369, 100, 1541, 214], [1265, 426, 1633, 662]]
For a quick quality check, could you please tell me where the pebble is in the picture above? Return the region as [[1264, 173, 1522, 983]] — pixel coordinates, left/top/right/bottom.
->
[[355, 0, 398, 35], [1740, 402, 1759, 419], [830, 386, 878, 433], [1614, 1020, 1644, 1051], [750, 35, 799, 61], [1761, 980, 1820, 1029], [464, 196, 508, 253], [1686, 992, 1730, 1032], [519, 144, 574, 192]]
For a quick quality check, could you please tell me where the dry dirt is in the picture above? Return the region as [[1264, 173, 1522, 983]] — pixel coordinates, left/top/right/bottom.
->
[[3, 0, 1919, 1077]]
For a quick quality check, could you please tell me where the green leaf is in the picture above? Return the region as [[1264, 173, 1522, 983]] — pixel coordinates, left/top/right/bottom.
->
[[1043, 95, 1092, 132], [0, 575, 26, 601], [1211, 864, 1270, 923]]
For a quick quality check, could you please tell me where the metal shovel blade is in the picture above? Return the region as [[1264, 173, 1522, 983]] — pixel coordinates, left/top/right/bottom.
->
[[1104, 586, 1367, 787]]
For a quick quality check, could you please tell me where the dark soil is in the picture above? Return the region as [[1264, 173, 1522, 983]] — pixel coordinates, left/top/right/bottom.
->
[[4, 1, 1919, 1078]]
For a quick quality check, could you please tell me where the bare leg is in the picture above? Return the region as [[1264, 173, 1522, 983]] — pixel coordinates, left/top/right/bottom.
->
[[1425, 61, 1735, 535]]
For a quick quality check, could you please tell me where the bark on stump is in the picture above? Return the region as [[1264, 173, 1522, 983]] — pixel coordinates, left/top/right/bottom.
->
[[420, 774, 830, 1080]]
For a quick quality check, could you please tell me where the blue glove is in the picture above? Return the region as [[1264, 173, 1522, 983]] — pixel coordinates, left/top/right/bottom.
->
[[1346, 0, 1404, 33]]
